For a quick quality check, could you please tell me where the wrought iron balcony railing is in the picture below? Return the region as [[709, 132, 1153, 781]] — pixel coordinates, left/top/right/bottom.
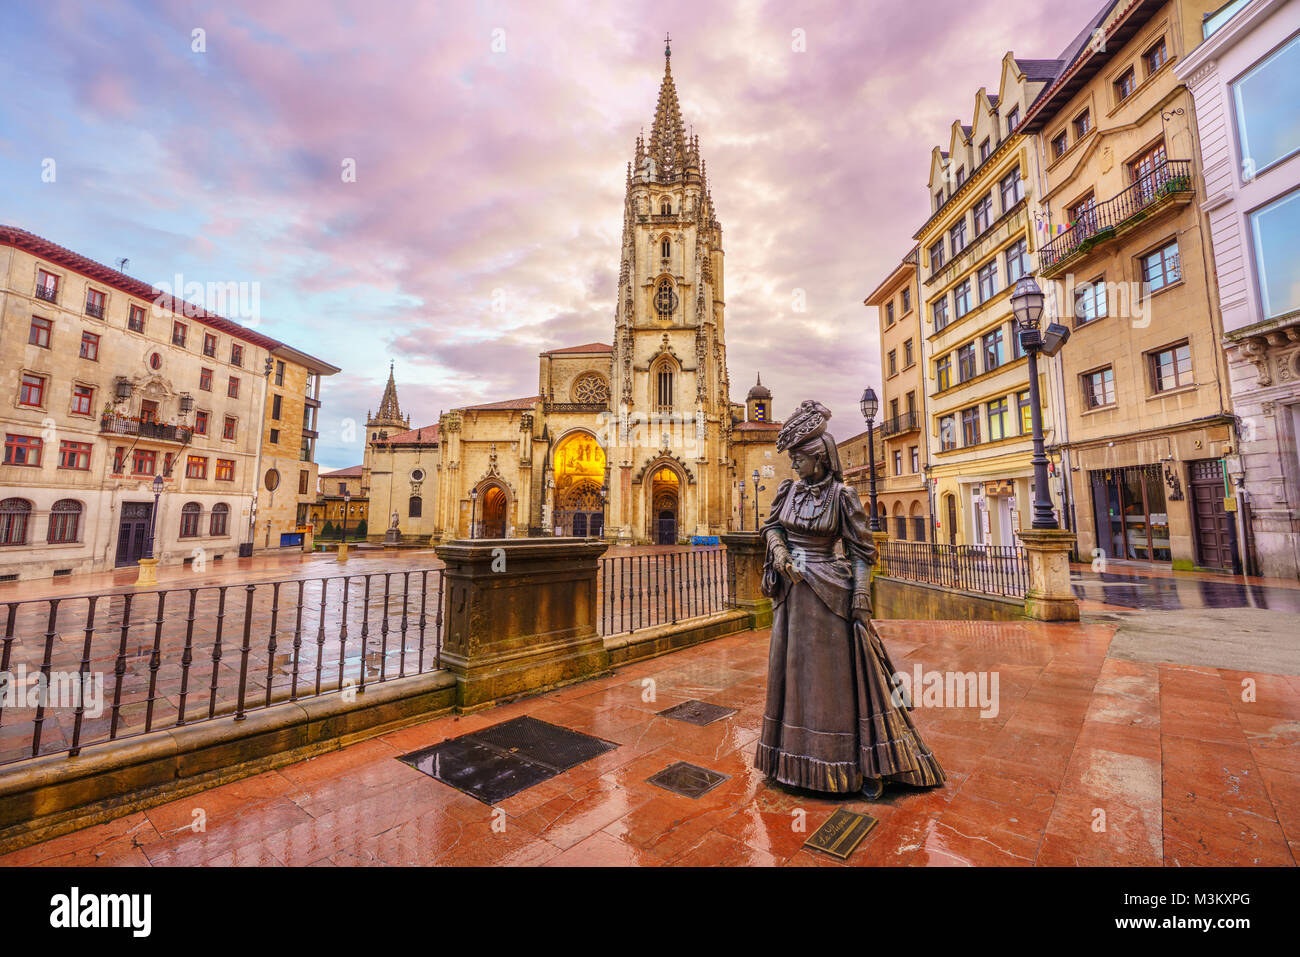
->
[[1040, 159, 1193, 272], [100, 413, 193, 443], [34, 285, 58, 304], [881, 410, 920, 437]]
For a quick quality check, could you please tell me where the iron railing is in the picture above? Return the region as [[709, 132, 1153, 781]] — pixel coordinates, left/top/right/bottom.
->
[[0, 568, 445, 767], [1040, 159, 1193, 270], [34, 285, 58, 303], [879, 541, 1029, 598], [597, 547, 733, 636], [100, 414, 194, 443], [881, 410, 920, 436]]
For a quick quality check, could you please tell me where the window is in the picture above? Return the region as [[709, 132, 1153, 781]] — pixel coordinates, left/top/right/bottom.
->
[[1115, 67, 1136, 101], [199, 367, 213, 391], [895, 513, 907, 540], [1251, 188, 1300, 320], [660, 237, 670, 259], [71, 383, 93, 416], [655, 279, 676, 320], [987, 398, 1010, 441], [0, 499, 32, 545], [1000, 168, 1023, 210], [223, 416, 237, 440], [85, 288, 105, 318], [934, 191, 945, 212], [889, 398, 899, 421], [1083, 367, 1116, 408], [1143, 38, 1167, 75], [932, 295, 949, 330], [112, 446, 126, 474], [275, 360, 285, 386], [901, 288, 911, 312], [3, 434, 42, 467], [209, 503, 229, 537], [660, 198, 672, 215], [230, 343, 243, 366], [179, 502, 201, 538], [893, 450, 903, 476], [885, 302, 895, 325], [949, 219, 967, 254], [655, 362, 674, 410], [1074, 278, 1108, 325], [1068, 192, 1098, 234], [1012, 321, 1027, 359], [973, 193, 994, 234], [58, 440, 91, 470], [299, 470, 310, 495], [1140, 239, 1181, 292], [1073, 110, 1092, 139], [936, 356, 952, 392], [939, 415, 957, 451], [172, 321, 187, 347], [1234, 35, 1300, 175], [194, 410, 209, 435], [906, 391, 916, 416], [957, 342, 977, 382], [128, 304, 146, 332], [35, 270, 59, 302], [954, 279, 973, 318], [269, 429, 280, 445], [887, 350, 897, 376], [215, 459, 235, 481], [139, 399, 158, 424], [46, 499, 82, 543], [903, 339, 914, 367], [1005, 107, 1019, 135], [1051, 131, 1068, 160], [79, 331, 100, 360], [961, 406, 981, 446], [910, 446, 919, 472], [29, 316, 52, 347], [203, 332, 217, 357], [983, 329, 1004, 371], [928, 239, 946, 272], [1005, 238, 1029, 284], [977, 259, 999, 302], [1017, 390, 1032, 434], [228, 376, 240, 398], [979, 138, 991, 162], [186, 455, 208, 479], [1131, 140, 1169, 202], [19, 373, 46, 407], [955, 166, 966, 186], [1150, 341, 1193, 392], [272, 394, 282, 420], [133, 449, 157, 475]]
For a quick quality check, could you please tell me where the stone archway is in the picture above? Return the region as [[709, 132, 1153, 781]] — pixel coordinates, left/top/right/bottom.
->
[[478, 482, 508, 538], [553, 430, 606, 537], [648, 465, 680, 544]]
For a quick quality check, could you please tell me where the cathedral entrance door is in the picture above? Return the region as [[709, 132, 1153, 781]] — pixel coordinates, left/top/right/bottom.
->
[[480, 484, 508, 538], [657, 510, 677, 545]]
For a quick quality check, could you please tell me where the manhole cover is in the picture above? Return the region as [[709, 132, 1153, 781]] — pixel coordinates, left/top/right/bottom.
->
[[400, 716, 619, 804], [646, 761, 730, 799], [657, 699, 737, 726]]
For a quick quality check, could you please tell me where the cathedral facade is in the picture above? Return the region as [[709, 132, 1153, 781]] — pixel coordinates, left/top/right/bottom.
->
[[363, 46, 779, 545]]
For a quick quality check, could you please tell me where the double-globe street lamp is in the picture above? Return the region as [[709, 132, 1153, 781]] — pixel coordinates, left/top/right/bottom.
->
[[752, 468, 766, 530], [859, 387, 882, 532], [469, 486, 479, 540], [1009, 275, 1071, 530]]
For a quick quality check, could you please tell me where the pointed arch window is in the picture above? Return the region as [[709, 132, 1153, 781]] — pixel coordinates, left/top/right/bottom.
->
[[661, 237, 671, 259], [652, 358, 675, 412], [655, 279, 677, 320], [408, 495, 422, 518], [660, 198, 672, 215]]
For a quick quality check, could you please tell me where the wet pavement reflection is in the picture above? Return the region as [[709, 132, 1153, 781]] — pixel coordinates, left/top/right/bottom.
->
[[1072, 568, 1300, 613]]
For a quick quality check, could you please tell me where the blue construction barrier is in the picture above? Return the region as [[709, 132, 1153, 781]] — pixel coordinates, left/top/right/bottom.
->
[[689, 535, 721, 546]]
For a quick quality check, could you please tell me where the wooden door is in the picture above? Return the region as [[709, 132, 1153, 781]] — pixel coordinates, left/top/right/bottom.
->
[[1189, 460, 1235, 571]]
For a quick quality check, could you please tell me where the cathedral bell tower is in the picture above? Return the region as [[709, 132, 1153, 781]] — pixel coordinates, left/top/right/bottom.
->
[[608, 38, 731, 542]]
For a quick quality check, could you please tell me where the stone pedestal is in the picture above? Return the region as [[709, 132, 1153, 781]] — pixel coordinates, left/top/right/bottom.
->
[[300, 526, 314, 553], [434, 537, 611, 711], [871, 530, 890, 577], [383, 527, 402, 545], [134, 557, 159, 588], [1018, 528, 1080, 621], [720, 532, 772, 629], [336, 541, 349, 562]]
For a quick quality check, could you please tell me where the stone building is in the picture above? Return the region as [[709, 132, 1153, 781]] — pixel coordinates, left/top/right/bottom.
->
[[311, 464, 369, 533], [1177, 0, 1300, 579], [1023, 0, 1236, 572], [0, 224, 335, 580], [360, 45, 778, 544]]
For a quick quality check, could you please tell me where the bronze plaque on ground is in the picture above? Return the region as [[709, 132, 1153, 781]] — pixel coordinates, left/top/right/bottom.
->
[[803, 808, 877, 860]]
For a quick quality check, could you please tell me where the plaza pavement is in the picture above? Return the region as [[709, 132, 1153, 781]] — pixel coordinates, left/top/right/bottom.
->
[[3, 608, 1297, 867]]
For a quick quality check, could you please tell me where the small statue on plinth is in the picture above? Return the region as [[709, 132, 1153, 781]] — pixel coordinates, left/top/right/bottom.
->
[[754, 399, 945, 799], [383, 510, 402, 544]]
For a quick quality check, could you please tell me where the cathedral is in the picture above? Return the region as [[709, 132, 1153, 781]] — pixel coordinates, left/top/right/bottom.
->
[[361, 43, 781, 544]]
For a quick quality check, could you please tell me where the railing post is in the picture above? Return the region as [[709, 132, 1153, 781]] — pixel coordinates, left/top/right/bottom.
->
[[719, 532, 772, 629]]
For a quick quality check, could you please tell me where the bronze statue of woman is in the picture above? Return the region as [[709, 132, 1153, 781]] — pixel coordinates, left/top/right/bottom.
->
[[754, 399, 945, 799]]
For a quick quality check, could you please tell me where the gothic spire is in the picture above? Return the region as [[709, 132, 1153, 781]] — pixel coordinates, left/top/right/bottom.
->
[[373, 360, 405, 427], [648, 35, 687, 182]]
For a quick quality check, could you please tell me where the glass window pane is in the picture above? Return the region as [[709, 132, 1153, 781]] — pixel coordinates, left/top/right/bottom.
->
[[1234, 34, 1300, 175], [1251, 188, 1300, 320]]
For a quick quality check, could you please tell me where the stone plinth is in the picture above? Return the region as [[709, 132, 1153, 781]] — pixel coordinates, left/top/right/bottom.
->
[[1018, 528, 1080, 621], [871, 530, 890, 576], [134, 557, 159, 587], [434, 537, 611, 711], [720, 532, 772, 628]]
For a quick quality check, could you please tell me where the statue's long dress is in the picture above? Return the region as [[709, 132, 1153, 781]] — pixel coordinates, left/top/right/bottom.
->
[[754, 476, 945, 793]]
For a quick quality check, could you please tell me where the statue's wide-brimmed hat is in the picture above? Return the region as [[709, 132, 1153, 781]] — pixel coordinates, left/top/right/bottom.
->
[[776, 400, 843, 481]]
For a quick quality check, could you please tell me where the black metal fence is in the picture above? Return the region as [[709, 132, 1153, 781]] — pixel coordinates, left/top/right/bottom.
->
[[0, 569, 445, 767], [879, 541, 1029, 599], [597, 547, 733, 636]]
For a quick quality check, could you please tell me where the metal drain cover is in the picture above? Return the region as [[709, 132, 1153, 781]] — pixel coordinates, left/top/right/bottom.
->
[[646, 761, 730, 799], [657, 699, 737, 726], [400, 716, 619, 804]]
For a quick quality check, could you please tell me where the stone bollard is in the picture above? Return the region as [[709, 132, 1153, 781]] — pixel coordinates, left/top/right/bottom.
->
[[720, 532, 773, 629], [434, 537, 611, 711], [1017, 528, 1080, 621], [871, 530, 890, 578], [134, 556, 159, 587]]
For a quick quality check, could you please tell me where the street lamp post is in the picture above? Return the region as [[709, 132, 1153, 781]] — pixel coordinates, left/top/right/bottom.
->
[[135, 473, 166, 586], [738, 478, 747, 531], [469, 487, 479, 540], [146, 473, 164, 559], [752, 468, 766, 530], [337, 487, 352, 562], [1010, 276, 1071, 530], [859, 387, 881, 532]]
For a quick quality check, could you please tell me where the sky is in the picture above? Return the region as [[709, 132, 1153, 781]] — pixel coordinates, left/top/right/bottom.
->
[[0, 0, 1091, 471]]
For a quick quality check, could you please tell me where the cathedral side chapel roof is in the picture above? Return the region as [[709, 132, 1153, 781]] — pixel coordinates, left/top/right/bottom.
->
[[540, 342, 613, 355]]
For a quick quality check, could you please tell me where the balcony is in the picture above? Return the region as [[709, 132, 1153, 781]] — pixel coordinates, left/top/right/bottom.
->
[[85, 301, 104, 319], [100, 413, 193, 443], [881, 410, 920, 437], [1040, 160, 1193, 276], [35, 285, 58, 304]]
